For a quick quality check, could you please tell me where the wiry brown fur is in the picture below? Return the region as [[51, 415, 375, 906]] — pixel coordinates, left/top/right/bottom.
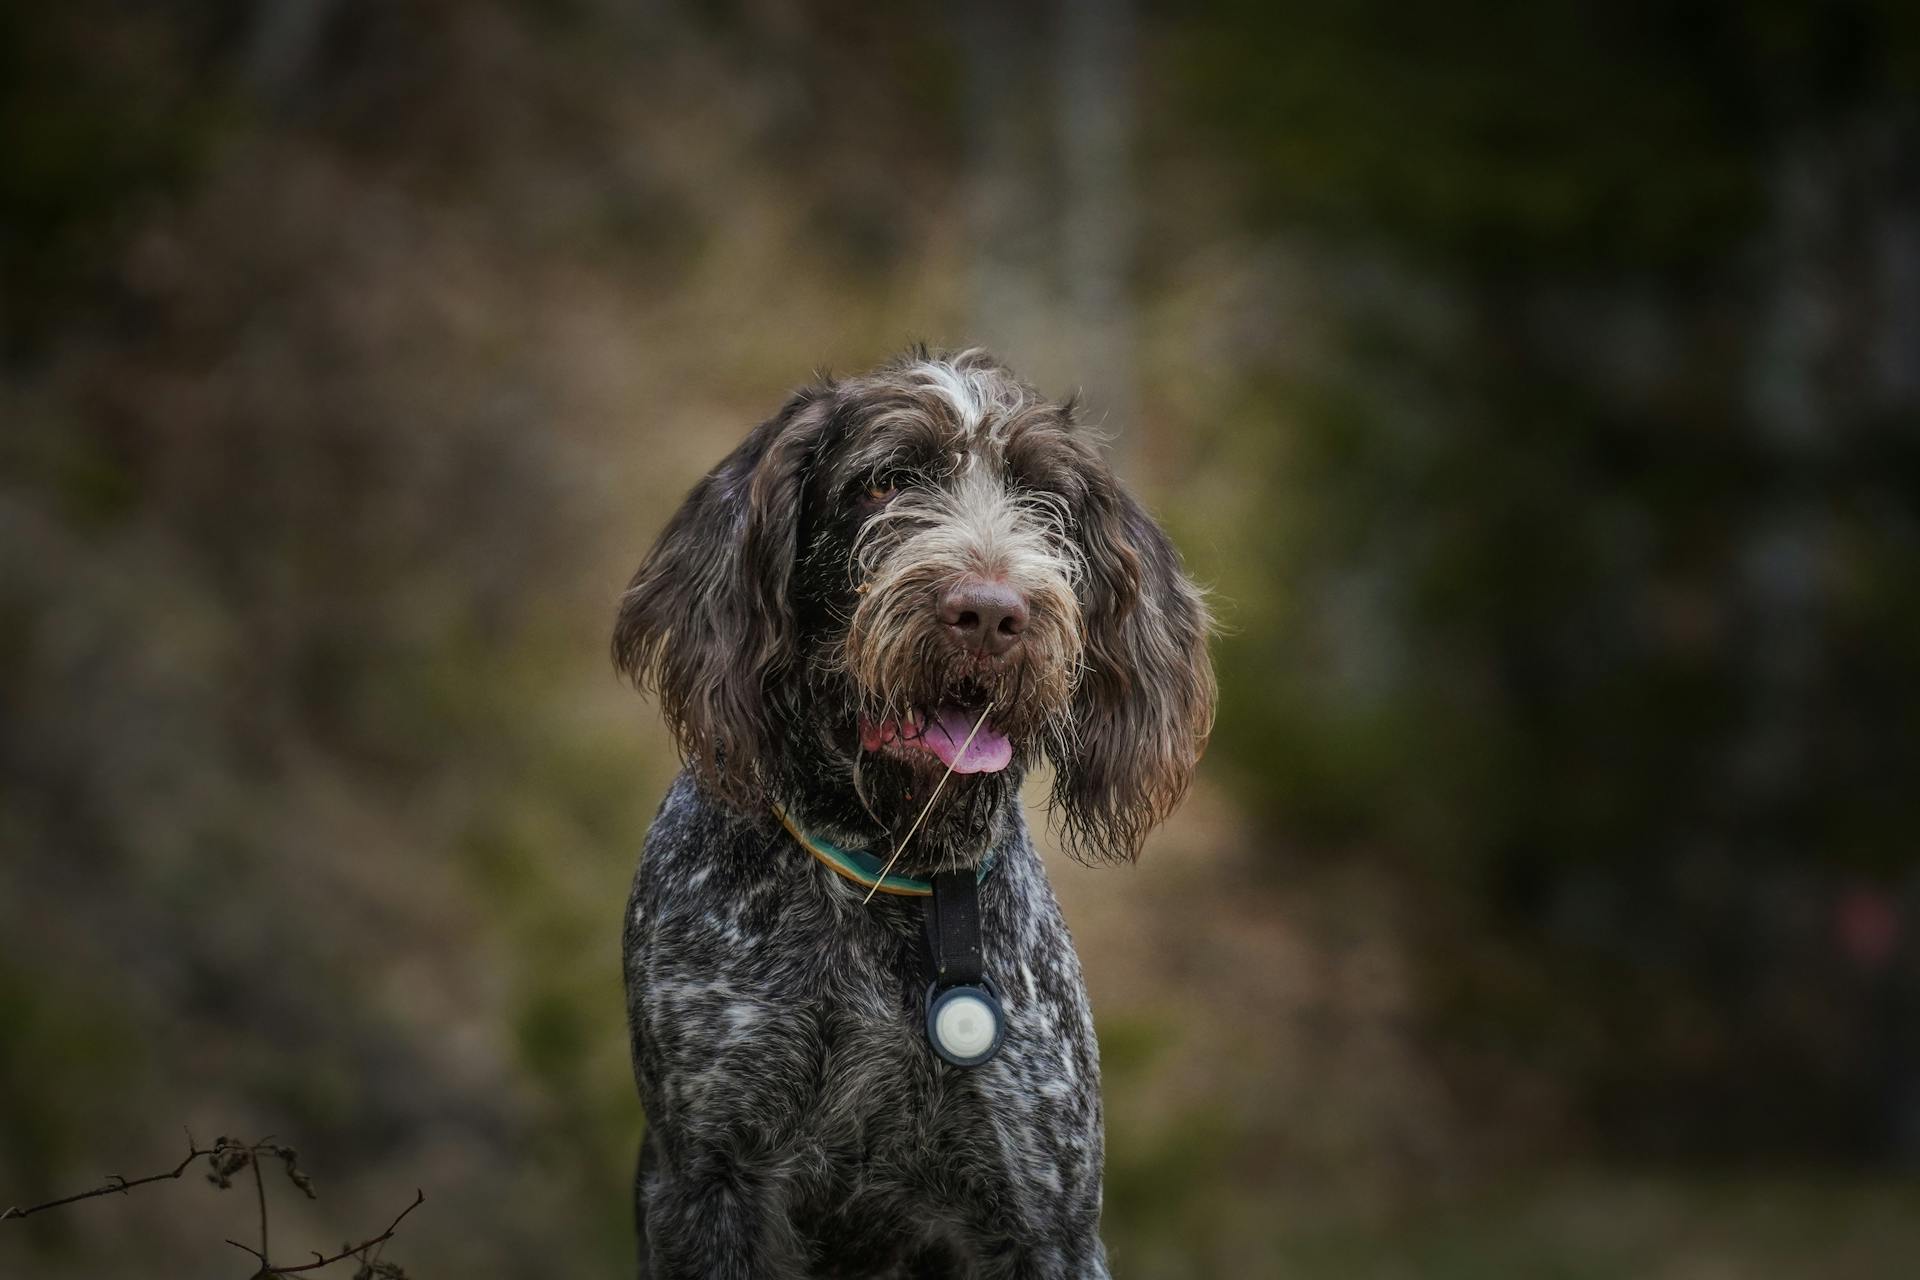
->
[[1052, 466, 1217, 860], [612, 390, 832, 811]]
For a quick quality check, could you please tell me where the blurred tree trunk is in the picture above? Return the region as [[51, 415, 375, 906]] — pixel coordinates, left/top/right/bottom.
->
[[960, 0, 1139, 459], [246, 0, 339, 98], [1871, 122, 1920, 411], [1058, 0, 1138, 461], [960, 2, 1052, 371], [1735, 136, 1828, 816]]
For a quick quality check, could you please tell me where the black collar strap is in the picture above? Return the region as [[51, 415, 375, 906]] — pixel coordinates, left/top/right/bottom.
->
[[920, 871, 1005, 1068], [923, 870, 986, 985]]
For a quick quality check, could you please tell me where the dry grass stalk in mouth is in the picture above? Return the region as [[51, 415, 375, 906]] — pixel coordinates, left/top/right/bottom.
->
[[861, 702, 996, 905]]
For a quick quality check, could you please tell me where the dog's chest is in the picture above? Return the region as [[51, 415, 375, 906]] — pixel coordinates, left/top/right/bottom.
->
[[626, 786, 1106, 1256], [779, 940, 1101, 1228]]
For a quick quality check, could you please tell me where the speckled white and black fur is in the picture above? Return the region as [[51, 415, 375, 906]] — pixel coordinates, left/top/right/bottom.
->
[[615, 350, 1215, 1277]]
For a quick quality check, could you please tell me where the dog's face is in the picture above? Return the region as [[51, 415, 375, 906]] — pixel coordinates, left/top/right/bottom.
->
[[615, 350, 1213, 868]]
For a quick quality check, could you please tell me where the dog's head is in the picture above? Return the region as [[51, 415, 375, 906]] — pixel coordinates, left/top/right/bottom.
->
[[614, 349, 1214, 868]]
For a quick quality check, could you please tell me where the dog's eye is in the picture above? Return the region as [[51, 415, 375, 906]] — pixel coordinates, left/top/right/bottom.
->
[[863, 481, 899, 506]]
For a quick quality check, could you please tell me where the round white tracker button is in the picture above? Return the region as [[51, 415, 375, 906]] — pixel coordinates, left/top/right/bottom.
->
[[931, 990, 1000, 1061]]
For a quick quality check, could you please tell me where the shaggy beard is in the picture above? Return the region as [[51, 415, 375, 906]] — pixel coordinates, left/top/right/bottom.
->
[[788, 613, 1081, 868], [845, 559, 1080, 738]]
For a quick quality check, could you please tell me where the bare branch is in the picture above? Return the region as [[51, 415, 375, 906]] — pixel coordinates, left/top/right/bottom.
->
[[251, 1145, 271, 1266], [2, 1133, 421, 1278], [1, 1136, 215, 1221], [226, 1238, 268, 1264], [268, 1188, 423, 1275]]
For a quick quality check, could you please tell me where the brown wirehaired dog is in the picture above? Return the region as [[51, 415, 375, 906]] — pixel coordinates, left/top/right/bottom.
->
[[616, 348, 1212, 1277]]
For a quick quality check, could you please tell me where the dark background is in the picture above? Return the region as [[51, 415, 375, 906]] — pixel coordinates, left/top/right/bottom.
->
[[4, 2, 1919, 1275]]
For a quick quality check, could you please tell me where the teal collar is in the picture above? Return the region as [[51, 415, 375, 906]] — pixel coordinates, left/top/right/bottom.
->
[[774, 807, 997, 898]]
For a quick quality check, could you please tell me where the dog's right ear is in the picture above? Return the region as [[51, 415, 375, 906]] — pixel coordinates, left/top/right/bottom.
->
[[613, 388, 832, 805]]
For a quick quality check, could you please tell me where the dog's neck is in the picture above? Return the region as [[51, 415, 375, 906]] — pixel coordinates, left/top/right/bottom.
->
[[764, 754, 1022, 878]]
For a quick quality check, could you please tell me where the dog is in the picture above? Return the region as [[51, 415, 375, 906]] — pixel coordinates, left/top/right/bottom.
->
[[615, 348, 1214, 1277]]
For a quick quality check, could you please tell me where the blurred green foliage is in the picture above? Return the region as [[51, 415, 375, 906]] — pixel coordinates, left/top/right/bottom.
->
[[1187, 0, 1920, 1158]]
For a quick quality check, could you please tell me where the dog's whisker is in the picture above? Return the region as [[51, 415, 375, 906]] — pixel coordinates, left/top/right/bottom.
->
[[850, 751, 888, 834]]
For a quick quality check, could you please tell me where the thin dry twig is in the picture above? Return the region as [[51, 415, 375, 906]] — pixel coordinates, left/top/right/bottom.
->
[[1, 1130, 214, 1221], [269, 1188, 423, 1275], [861, 701, 996, 905], [252, 1140, 272, 1265]]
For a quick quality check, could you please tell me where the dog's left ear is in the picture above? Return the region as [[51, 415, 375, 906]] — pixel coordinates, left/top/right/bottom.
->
[[1051, 466, 1217, 862], [613, 388, 831, 807]]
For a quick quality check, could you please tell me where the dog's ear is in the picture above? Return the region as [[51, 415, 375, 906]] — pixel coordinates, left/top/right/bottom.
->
[[614, 389, 831, 805], [1051, 466, 1216, 862]]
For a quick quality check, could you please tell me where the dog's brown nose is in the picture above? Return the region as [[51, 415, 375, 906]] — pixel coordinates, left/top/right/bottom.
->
[[940, 576, 1028, 657]]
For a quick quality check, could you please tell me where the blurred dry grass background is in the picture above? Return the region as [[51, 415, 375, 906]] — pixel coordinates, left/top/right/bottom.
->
[[4, 2, 1920, 1276]]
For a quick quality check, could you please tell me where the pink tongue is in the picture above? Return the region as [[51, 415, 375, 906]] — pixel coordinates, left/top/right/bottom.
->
[[922, 708, 1012, 774]]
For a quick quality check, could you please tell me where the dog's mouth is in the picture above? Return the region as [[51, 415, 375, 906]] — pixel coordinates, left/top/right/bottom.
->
[[858, 703, 1013, 775]]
